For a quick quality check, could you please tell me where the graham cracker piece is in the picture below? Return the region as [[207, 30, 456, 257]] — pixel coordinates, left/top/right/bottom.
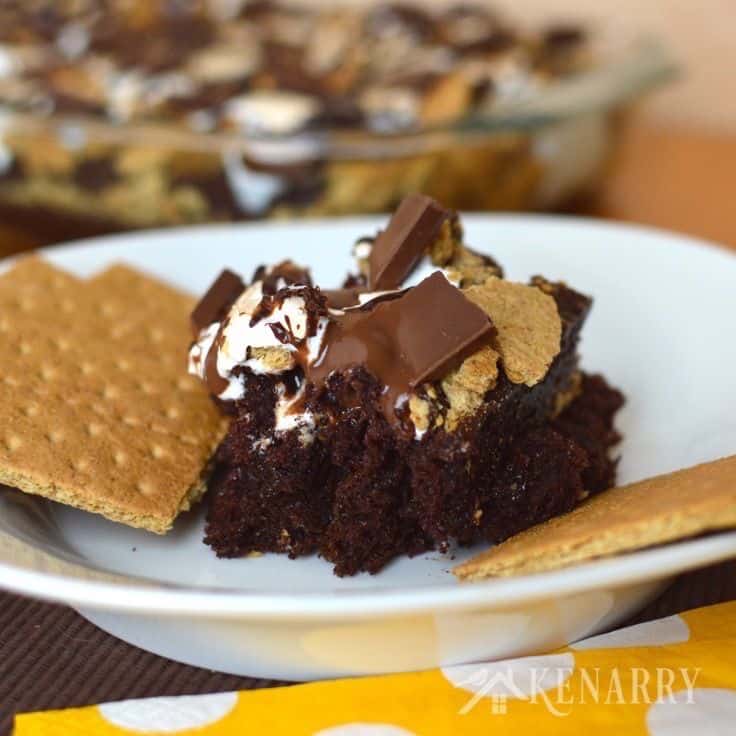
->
[[249, 345, 295, 372], [409, 345, 501, 436], [465, 276, 561, 387], [85, 264, 195, 353], [408, 394, 433, 435], [0, 256, 80, 322], [435, 244, 502, 289], [454, 455, 736, 580], [428, 219, 461, 266], [420, 72, 472, 126], [441, 345, 500, 431], [0, 258, 227, 534]]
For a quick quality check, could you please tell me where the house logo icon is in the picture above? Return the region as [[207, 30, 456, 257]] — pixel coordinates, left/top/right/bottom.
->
[[455, 668, 530, 716]]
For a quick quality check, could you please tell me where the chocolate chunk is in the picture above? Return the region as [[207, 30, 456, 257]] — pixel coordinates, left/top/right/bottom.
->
[[543, 25, 586, 48], [92, 13, 215, 72], [261, 41, 314, 94], [0, 155, 23, 183], [323, 286, 408, 310], [173, 169, 243, 219], [308, 271, 494, 421], [73, 157, 119, 191], [166, 80, 250, 115], [321, 287, 365, 309], [455, 29, 515, 55], [316, 96, 365, 129], [369, 194, 451, 290], [190, 269, 245, 336], [238, 0, 281, 21]]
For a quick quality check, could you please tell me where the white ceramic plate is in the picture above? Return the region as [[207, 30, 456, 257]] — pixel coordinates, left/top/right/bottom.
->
[[1, 216, 735, 681]]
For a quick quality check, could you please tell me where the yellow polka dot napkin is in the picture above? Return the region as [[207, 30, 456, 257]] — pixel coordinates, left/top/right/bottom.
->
[[15, 602, 736, 735]]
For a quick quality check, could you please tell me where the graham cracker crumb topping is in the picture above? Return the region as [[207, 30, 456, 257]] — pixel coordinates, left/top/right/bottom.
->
[[465, 276, 562, 387], [445, 246, 503, 288], [441, 345, 500, 431], [428, 218, 460, 265], [409, 275, 561, 435], [248, 346, 295, 372]]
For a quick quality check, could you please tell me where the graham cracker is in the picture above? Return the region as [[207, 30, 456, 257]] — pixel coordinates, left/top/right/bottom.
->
[[0, 257, 227, 533], [464, 277, 562, 387], [454, 455, 736, 580], [441, 345, 500, 431]]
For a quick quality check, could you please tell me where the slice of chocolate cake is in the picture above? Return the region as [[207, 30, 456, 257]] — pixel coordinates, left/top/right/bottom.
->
[[189, 194, 624, 575]]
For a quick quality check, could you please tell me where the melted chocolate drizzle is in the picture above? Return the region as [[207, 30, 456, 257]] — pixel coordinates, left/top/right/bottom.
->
[[307, 272, 494, 422]]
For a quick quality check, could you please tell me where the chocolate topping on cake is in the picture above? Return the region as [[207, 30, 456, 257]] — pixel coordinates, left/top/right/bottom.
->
[[308, 271, 494, 420], [368, 194, 452, 290], [197, 281, 329, 400], [321, 287, 367, 309], [190, 269, 245, 337], [203, 329, 230, 396], [252, 260, 313, 294]]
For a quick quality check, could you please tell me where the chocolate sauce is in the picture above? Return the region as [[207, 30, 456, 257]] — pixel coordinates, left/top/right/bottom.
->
[[190, 269, 245, 336], [307, 272, 494, 422], [321, 287, 365, 309], [73, 157, 120, 191], [203, 324, 229, 396]]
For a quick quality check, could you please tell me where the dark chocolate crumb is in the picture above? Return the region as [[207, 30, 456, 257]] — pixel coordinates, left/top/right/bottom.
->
[[73, 157, 120, 191]]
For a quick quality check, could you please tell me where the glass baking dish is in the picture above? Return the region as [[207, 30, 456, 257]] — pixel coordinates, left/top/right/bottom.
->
[[0, 23, 674, 248]]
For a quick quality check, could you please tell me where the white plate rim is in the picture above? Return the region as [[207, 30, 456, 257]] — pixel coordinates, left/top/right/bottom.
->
[[1, 214, 735, 620], [1, 532, 735, 619]]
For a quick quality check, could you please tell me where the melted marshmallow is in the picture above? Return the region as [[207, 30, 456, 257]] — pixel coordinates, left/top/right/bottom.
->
[[188, 280, 329, 412], [224, 90, 320, 136]]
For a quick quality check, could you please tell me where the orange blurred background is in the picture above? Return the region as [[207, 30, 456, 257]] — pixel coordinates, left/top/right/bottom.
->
[[318, 0, 736, 246], [491, 0, 736, 247]]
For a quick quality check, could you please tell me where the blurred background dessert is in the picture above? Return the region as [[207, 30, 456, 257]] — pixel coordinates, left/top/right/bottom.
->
[[0, 0, 674, 247]]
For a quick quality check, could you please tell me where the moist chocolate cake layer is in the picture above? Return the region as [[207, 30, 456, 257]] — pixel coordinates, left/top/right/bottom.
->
[[203, 281, 623, 576]]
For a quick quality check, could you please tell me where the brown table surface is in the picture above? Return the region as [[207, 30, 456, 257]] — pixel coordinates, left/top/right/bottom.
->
[[2, 123, 736, 733]]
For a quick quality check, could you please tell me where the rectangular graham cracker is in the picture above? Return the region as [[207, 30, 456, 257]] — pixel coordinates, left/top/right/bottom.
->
[[0, 257, 228, 533], [454, 455, 736, 580]]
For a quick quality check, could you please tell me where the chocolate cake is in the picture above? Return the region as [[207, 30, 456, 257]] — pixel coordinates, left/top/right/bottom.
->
[[189, 194, 623, 575]]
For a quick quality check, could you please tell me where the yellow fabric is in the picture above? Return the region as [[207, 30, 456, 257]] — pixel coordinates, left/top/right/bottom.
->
[[15, 601, 736, 736]]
